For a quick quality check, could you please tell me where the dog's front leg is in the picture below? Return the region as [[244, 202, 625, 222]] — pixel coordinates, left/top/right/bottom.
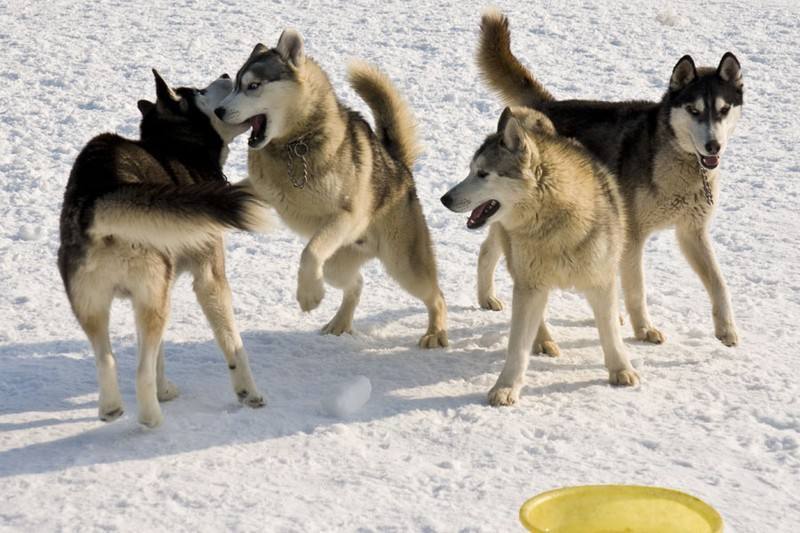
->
[[477, 223, 505, 310], [620, 239, 665, 344], [298, 214, 361, 312], [676, 223, 738, 346], [488, 285, 548, 406]]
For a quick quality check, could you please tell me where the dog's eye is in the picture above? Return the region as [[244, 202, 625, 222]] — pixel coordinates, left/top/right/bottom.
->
[[247, 82, 261, 91], [719, 105, 731, 116], [196, 89, 206, 96], [476, 170, 489, 179], [686, 105, 700, 116]]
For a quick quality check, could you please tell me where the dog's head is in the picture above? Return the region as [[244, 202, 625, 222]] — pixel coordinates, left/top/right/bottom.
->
[[667, 53, 743, 170], [441, 107, 554, 230], [137, 70, 248, 161], [214, 29, 306, 150]]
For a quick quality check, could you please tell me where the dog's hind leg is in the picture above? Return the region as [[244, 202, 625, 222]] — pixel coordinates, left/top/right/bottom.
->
[[131, 289, 170, 428], [156, 343, 179, 402], [585, 282, 639, 386], [191, 246, 264, 408], [322, 246, 371, 336], [676, 223, 738, 346], [488, 285, 548, 406], [73, 286, 123, 422], [379, 204, 448, 348], [532, 310, 560, 357], [477, 223, 505, 311], [620, 239, 665, 344]]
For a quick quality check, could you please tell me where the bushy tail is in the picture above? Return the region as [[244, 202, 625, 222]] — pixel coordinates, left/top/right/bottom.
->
[[348, 60, 421, 168], [89, 182, 269, 253], [477, 8, 555, 107]]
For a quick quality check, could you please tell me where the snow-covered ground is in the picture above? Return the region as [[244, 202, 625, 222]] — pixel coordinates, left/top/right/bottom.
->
[[1, 0, 799, 530]]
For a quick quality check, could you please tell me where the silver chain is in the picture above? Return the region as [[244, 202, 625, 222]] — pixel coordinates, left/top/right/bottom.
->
[[700, 168, 714, 207], [286, 138, 310, 189]]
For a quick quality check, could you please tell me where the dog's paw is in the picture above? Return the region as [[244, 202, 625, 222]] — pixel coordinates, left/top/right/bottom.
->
[[419, 329, 448, 348], [297, 275, 325, 312], [609, 368, 640, 387], [99, 406, 124, 422], [533, 340, 561, 357], [237, 389, 266, 408], [479, 294, 504, 311], [635, 326, 665, 344], [716, 326, 738, 347], [138, 407, 164, 428], [157, 380, 180, 402], [321, 316, 353, 336], [487, 384, 521, 407]]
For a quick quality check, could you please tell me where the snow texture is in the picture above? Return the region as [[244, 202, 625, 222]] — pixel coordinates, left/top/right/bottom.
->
[[322, 376, 372, 418], [1, 0, 799, 531]]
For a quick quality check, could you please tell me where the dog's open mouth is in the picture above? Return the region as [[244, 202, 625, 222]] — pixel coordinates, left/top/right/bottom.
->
[[698, 154, 720, 170], [467, 200, 500, 229], [248, 114, 268, 147]]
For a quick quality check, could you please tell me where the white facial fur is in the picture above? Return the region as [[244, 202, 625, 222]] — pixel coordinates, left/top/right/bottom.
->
[[217, 70, 298, 150], [670, 96, 741, 158], [443, 156, 527, 226], [195, 76, 249, 146]]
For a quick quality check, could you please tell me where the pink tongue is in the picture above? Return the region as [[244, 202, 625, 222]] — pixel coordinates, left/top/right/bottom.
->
[[470, 202, 490, 220], [250, 115, 265, 131]]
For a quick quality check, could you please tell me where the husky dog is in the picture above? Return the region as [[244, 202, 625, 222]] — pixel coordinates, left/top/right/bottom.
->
[[476, 10, 743, 348], [442, 107, 639, 406], [58, 70, 268, 428], [214, 30, 448, 348]]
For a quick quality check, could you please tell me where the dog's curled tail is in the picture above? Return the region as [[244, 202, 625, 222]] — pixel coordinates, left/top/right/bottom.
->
[[348, 60, 421, 168], [477, 8, 555, 107], [89, 182, 269, 253]]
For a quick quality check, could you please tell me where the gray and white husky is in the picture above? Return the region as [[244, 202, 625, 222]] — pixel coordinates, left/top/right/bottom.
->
[[476, 10, 744, 349], [214, 30, 448, 348], [442, 107, 639, 406], [59, 71, 267, 427]]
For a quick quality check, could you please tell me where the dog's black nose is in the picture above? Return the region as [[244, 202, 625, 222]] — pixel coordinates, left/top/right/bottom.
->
[[705, 140, 720, 154], [214, 107, 226, 120], [440, 194, 453, 208], [220, 73, 230, 79]]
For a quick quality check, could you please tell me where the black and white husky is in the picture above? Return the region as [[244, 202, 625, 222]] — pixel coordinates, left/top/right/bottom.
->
[[476, 10, 744, 349], [58, 70, 268, 427]]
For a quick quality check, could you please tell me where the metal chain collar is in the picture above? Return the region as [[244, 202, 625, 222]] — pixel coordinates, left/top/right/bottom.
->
[[700, 167, 714, 207], [286, 138, 310, 189]]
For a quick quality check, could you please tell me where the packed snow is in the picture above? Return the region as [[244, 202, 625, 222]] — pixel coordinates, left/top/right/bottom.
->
[[1, 0, 799, 531]]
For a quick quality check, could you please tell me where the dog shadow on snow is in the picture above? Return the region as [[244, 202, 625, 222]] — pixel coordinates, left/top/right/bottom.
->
[[0, 306, 624, 478]]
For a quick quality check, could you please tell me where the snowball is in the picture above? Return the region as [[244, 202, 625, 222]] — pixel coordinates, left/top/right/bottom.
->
[[322, 375, 371, 418]]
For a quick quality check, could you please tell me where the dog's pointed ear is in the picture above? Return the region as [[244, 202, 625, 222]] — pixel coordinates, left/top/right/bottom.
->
[[137, 99, 155, 116], [152, 69, 185, 113], [496, 106, 514, 133], [717, 52, 743, 89], [669, 55, 697, 92], [249, 43, 268, 58], [276, 29, 304, 67], [500, 109, 526, 152]]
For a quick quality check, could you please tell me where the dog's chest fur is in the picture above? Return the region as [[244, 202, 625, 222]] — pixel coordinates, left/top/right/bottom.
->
[[632, 150, 717, 234]]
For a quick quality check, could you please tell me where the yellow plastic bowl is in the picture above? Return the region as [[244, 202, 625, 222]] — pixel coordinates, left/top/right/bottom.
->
[[520, 485, 723, 533]]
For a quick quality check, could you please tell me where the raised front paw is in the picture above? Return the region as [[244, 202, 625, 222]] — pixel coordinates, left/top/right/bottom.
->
[[297, 274, 325, 312], [479, 294, 504, 311], [635, 326, 665, 344], [419, 329, 448, 349], [487, 383, 521, 407], [609, 368, 640, 387]]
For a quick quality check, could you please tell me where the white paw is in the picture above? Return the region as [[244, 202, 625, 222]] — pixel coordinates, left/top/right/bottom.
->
[[297, 275, 325, 312], [138, 407, 164, 428], [716, 326, 738, 347], [533, 339, 561, 357], [237, 388, 266, 408], [98, 405, 124, 422], [157, 380, 180, 402], [479, 294, 504, 311], [322, 316, 353, 336], [635, 326, 665, 344], [609, 368, 640, 387], [419, 329, 448, 348], [487, 383, 521, 406]]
